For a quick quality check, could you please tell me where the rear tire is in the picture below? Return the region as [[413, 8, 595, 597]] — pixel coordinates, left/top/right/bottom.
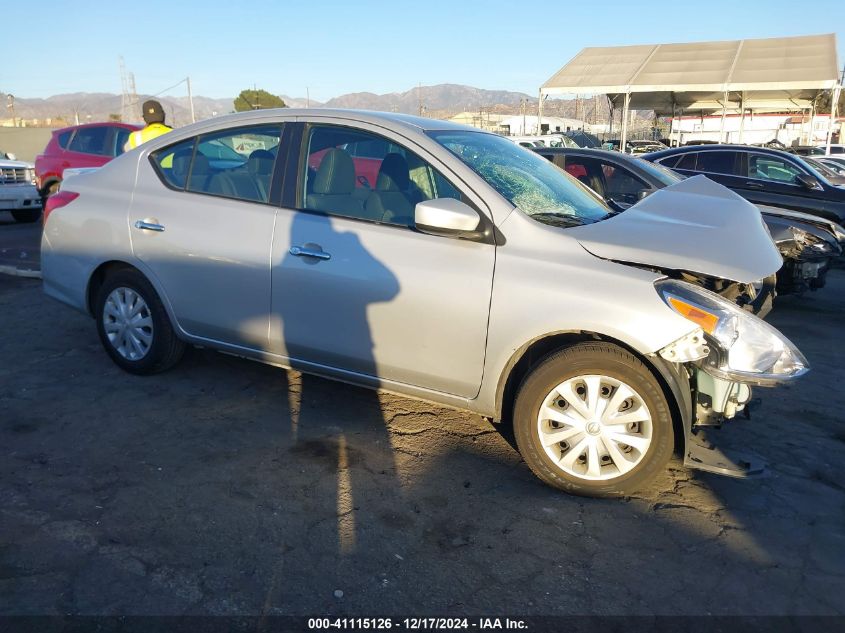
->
[[95, 269, 185, 375], [11, 209, 41, 223], [513, 342, 674, 497]]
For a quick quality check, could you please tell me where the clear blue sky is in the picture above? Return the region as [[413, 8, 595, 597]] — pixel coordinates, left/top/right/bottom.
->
[[5, 0, 844, 101]]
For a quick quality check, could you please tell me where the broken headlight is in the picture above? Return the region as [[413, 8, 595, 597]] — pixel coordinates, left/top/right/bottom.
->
[[786, 227, 838, 256], [656, 279, 809, 385]]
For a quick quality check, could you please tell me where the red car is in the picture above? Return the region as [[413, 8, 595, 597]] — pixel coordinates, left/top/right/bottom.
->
[[35, 122, 141, 198]]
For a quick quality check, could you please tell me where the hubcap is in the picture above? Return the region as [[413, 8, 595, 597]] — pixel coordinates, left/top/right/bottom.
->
[[536, 375, 653, 481], [103, 287, 153, 361]]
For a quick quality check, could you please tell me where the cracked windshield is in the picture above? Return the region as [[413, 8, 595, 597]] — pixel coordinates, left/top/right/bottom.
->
[[429, 130, 610, 226]]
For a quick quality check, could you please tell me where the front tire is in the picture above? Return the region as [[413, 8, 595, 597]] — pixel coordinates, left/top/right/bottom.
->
[[95, 269, 185, 375], [513, 342, 674, 497]]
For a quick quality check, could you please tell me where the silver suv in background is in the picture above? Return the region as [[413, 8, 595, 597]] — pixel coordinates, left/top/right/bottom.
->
[[41, 110, 808, 496], [0, 150, 42, 223]]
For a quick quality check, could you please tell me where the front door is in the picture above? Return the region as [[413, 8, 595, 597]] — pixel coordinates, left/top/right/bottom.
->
[[268, 123, 495, 398]]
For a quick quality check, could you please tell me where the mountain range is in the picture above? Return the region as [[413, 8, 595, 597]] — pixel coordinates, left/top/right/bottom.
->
[[3, 84, 620, 127]]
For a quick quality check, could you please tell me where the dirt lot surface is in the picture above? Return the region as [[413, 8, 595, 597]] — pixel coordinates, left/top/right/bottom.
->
[[1, 267, 844, 618], [0, 212, 41, 275]]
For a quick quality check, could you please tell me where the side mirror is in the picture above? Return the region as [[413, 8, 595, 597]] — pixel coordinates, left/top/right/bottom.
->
[[796, 173, 823, 191], [5, 153, 16, 161], [415, 198, 484, 239]]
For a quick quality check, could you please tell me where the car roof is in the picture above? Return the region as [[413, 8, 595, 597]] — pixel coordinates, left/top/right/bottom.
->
[[53, 121, 142, 134], [182, 108, 475, 134], [532, 146, 639, 161], [643, 144, 796, 160]]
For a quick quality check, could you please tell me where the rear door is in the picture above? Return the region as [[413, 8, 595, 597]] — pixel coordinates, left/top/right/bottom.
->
[[268, 121, 495, 398], [130, 123, 284, 348]]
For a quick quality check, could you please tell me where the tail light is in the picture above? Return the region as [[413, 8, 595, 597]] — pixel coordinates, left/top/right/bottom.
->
[[43, 191, 79, 225]]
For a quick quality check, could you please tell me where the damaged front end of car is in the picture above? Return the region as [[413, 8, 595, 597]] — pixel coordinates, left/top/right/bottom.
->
[[773, 225, 842, 294], [654, 279, 809, 477]]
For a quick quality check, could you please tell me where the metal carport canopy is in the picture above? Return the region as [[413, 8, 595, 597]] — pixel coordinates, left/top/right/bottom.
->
[[540, 33, 840, 114]]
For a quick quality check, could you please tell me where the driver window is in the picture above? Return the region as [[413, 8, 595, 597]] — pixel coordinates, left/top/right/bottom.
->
[[747, 154, 802, 184], [600, 163, 649, 206], [302, 126, 462, 227]]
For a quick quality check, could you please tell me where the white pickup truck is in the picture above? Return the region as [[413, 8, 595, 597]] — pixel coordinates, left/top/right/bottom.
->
[[0, 151, 42, 223]]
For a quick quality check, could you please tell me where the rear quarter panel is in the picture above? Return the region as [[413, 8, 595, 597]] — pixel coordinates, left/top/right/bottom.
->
[[41, 155, 139, 312]]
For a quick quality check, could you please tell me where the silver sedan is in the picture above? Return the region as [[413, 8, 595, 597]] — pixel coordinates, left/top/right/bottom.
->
[[41, 109, 808, 496]]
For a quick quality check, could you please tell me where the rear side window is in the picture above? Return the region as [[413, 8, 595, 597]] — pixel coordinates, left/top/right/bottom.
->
[[57, 131, 72, 149], [697, 151, 737, 175], [68, 127, 110, 156], [151, 138, 196, 189], [189, 125, 281, 203], [150, 124, 282, 203], [674, 153, 698, 170]]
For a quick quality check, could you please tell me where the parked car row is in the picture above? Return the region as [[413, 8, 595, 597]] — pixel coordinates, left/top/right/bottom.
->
[[643, 144, 845, 224], [42, 109, 811, 497]]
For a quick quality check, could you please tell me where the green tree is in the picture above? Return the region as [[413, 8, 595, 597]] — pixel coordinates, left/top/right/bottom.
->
[[234, 89, 286, 112]]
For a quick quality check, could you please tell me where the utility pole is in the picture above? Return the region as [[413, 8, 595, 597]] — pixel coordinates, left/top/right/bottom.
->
[[6, 94, 16, 127], [521, 98, 527, 135], [306, 87, 310, 108], [418, 83, 424, 117], [186, 76, 195, 123]]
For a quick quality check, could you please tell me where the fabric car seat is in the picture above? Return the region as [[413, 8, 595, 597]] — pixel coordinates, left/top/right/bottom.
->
[[364, 153, 415, 225], [307, 148, 364, 216], [247, 149, 275, 201]]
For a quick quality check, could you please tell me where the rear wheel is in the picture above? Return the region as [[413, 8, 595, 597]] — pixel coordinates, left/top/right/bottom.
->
[[95, 269, 185, 375], [513, 342, 674, 497], [11, 209, 41, 223]]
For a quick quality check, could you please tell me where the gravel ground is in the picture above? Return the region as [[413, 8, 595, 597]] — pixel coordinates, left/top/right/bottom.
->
[[1, 267, 843, 618]]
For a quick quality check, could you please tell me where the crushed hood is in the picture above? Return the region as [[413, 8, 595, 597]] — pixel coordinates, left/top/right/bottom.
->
[[568, 175, 783, 283]]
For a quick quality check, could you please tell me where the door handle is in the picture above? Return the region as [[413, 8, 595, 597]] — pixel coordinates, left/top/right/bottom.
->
[[744, 181, 765, 189], [290, 245, 331, 260], [134, 220, 165, 232]]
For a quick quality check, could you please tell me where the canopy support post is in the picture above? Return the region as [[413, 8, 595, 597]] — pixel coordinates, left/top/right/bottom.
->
[[719, 91, 728, 143], [538, 89, 544, 136], [620, 92, 631, 152], [738, 93, 746, 143], [825, 84, 841, 154]]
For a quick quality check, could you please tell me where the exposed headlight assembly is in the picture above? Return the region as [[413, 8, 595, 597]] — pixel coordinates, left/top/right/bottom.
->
[[656, 279, 809, 385], [788, 226, 837, 255]]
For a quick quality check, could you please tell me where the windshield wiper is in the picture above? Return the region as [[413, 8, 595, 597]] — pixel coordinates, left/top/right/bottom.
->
[[529, 213, 589, 228]]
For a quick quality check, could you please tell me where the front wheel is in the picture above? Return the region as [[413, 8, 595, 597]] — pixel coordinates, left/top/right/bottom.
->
[[513, 342, 674, 497], [95, 269, 185, 375]]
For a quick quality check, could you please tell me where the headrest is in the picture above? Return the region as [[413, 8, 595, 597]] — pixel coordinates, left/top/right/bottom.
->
[[313, 148, 355, 195], [191, 153, 210, 174], [376, 153, 410, 192], [248, 149, 275, 176]]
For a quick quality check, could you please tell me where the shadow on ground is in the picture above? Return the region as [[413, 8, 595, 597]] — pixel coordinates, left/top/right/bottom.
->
[[0, 270, 843, 616]]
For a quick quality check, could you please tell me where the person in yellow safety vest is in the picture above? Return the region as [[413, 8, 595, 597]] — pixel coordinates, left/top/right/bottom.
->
[[124, 100, 173, 152]]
